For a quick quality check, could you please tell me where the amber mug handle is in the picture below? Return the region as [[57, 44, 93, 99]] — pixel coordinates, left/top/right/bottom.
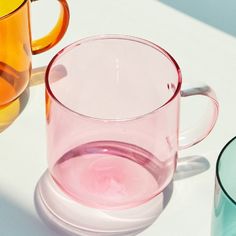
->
[[31, 0, 70, 54]]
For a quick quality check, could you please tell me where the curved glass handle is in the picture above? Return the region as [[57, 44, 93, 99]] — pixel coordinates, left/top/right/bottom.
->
[[31, 0, 70, 55], [179, 82, 219, 150]]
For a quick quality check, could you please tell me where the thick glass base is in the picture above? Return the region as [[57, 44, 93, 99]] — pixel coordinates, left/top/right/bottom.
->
[[34, 171, 173, 236]]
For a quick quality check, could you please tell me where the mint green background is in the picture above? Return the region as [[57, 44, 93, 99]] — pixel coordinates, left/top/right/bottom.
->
[[160, 0, 236, 37]]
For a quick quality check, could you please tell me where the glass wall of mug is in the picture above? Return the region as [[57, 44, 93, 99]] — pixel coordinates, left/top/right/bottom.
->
[[212, 137, 236, 236], [0, 0, 69, 106], [44, 35, 219, 210]]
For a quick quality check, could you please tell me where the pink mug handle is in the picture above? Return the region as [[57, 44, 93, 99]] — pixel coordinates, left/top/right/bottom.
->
[[179, 82, 219, 150]]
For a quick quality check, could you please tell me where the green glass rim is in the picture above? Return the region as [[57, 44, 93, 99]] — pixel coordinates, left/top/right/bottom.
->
[[216, 136, 236, 205]]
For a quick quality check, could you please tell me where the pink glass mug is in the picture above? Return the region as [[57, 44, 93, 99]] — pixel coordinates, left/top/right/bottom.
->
[[44, 35, 219, 210]]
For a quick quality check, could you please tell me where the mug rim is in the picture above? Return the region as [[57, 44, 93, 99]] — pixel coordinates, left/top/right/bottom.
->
[[216, 136, 236, 205], [45, 34, 182, 121], [0, 0, 28, 20]]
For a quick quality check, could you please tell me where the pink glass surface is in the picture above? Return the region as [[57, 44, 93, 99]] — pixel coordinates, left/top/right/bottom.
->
[[45, 35, 182, 209]]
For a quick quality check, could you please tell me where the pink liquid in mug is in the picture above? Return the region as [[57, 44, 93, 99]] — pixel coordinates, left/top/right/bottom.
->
[[52, 141, 175, 209]]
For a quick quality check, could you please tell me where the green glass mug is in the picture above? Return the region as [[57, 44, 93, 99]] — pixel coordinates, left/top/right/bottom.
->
[[212, 137, 236, 236]]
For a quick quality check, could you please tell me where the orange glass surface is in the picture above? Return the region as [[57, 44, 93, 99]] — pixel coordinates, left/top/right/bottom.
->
[[0, 97, 20, 132], [0, 0, 31, 106], [0, 0, 70, 106], [0, 0, 24, 17]]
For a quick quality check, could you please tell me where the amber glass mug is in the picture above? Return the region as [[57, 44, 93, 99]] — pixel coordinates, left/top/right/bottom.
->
[[0, 0, 69, 106]]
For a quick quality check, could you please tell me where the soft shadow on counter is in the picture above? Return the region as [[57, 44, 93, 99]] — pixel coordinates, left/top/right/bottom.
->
[[0, 194, 59, 236], [30, 66, 46, 87], [174, 155, 210, 181]]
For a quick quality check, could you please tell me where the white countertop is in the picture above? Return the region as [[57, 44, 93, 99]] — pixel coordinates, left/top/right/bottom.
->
[[1, 0, 236, 235]]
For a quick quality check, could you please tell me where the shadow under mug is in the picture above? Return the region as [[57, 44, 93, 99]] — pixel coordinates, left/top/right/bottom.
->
[[0, 0, 69, 106], [212, 137, 236, 236], [37, 35, 219, 235]]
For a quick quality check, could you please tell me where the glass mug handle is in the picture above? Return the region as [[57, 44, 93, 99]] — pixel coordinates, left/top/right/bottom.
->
[[31, 0, 70, 54], [179, 82, 219, 149]]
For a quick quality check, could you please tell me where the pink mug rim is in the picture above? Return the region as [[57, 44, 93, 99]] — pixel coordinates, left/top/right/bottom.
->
[[45, 34, 182, 121]]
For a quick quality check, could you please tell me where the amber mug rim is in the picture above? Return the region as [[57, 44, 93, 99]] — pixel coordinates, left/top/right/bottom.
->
[[0, 0, 29, 20]]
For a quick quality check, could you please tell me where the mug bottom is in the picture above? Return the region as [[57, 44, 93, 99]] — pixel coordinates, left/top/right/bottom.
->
[[34, 170, 173, 236]]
